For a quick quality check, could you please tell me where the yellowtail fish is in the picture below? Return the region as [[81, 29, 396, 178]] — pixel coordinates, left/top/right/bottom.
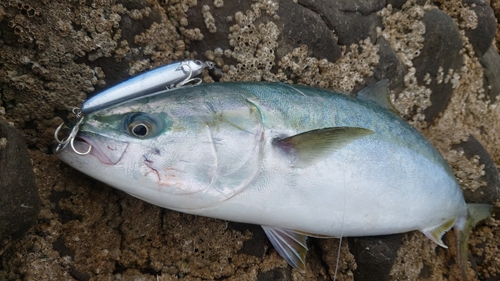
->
[[54, 81, 492, 278]]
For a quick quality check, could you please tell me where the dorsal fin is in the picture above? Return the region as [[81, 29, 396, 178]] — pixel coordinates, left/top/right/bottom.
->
[[356, 79, 398, 113]]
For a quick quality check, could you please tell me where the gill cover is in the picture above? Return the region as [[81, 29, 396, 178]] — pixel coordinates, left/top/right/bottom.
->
[[128, 95, 265, 209]]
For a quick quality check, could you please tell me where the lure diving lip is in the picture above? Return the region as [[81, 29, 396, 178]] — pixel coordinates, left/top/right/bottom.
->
[[81, 60, 208, 114]]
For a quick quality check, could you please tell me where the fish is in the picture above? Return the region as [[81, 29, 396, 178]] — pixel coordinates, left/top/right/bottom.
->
[[81, 60, 207, 114], [54, 81, 492, 277]]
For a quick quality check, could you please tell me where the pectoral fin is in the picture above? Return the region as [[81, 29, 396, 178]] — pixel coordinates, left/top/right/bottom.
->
[[421, 218, 456, 248], [274, 127, 374, 168], [261, 226, 309, 272]]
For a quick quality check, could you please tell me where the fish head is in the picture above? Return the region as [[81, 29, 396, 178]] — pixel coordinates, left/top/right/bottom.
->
[[55, 89, 264, 210]]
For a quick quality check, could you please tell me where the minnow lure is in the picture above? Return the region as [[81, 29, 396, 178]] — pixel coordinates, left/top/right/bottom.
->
[[81, 60, 211, 114]]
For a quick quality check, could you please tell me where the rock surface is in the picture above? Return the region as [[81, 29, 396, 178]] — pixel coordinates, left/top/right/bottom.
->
[[481, 46, 500, 101], [0, 118, 40, 242], [0, 0, 499, 280], [412, 8, 464, 123], [452, 135, 500, 204], [463, 0, 496, 57], [348, 235, 403, 281]]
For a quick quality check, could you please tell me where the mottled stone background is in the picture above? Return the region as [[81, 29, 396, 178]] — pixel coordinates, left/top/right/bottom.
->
[[0, 0, 499, 280]]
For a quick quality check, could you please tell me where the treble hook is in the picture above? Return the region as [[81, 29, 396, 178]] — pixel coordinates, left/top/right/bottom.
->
[[174, 61, 211, 88], [175, 61, 195, 88], [54, 108, 92, 155]]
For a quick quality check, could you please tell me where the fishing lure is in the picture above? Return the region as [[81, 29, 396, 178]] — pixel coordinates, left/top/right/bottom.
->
[[81, 60, 211, 114]]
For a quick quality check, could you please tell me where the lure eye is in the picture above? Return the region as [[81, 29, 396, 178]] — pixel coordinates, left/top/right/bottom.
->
[[123, 113, 162, 139]]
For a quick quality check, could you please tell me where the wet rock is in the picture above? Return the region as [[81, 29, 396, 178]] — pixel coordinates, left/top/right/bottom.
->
[[480, 46, 500, 102], [298, 0, 385, 46], [348, 234, 403, 281], [0, 118, 40, 242], [452, 135, 500, 204], [412, 9, 464, 123], [463, 0, 496, 57]]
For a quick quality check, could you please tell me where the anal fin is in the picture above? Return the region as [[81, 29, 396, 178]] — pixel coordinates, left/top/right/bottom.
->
[[421, 218, 456, 248], [261, 226, 309, 272]]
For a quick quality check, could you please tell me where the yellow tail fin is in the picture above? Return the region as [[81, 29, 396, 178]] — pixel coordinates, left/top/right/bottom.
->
[[455, 203, 493, 280]]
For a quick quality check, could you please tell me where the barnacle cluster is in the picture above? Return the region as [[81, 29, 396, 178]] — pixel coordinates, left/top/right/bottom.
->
[[470, 221, 500, 278], [166, 0, 204, 43], [217, 0, 378, 90], [391, 230, 460, 280], [220, 3, 281, 82], [213, 0, 224, 9], [377, 1, 431, 127], [201, 5, 217, 33], [278, 39, 379, 92], [435, 0, 479, 30]]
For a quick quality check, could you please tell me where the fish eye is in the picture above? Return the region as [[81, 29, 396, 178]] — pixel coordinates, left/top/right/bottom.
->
[[128, 121, 153, 138], [123, 113, 162, 139]]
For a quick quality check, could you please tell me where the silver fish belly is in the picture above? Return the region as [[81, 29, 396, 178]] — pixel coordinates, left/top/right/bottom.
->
[[55, 81, 491, 274]]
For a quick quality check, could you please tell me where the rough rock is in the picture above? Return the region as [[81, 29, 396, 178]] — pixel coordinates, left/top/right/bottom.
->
[[452, 135, 500, 204], [348, 234, 403, 281], [372, 37, 406, 91], [275, 0, 342, 62], [0, 118, 40, 242], [463, 0, 496, 57], [0, 0, 499, 280], [298, 0, 385, 46], [480, 46, 500, 101], [90, 0, 165, 95], [257, 267, 292, 281], [493, 0, 500, 50], [412, 8, 464, 123], [188, 0, 343, 65], [387, 0, 411, 9]]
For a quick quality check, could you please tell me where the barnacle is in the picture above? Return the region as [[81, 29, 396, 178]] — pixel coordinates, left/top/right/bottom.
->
[[202, 5, 217, 33]]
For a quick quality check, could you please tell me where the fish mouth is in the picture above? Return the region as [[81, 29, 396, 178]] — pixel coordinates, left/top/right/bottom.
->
[[54, 130, 129, 165]]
